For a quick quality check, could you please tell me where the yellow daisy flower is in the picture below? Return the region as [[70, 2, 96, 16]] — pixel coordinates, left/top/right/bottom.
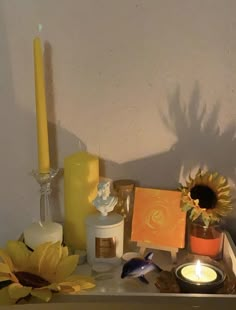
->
[[0, 241, 95, 305], [180, 169, 232, 227]]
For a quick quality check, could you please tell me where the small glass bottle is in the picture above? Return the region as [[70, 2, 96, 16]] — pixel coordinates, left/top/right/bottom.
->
[[113, 179, 136, 252]]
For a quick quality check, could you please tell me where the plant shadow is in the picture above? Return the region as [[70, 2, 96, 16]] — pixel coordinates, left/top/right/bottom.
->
[[101, 82, 236, 239]]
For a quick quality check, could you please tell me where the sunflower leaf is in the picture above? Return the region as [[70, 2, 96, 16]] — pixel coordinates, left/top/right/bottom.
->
[[189, 207, 202, 222], [202, 216, 210, 227], [181, 203, 193, 212]]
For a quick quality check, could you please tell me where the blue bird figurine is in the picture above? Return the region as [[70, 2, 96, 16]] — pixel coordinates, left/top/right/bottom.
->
[[121, 252, 162, 284]]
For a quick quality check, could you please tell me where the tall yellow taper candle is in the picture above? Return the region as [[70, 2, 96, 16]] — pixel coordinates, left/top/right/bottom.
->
[[64, 151, 99, 250], [33, 37, 50, 174]]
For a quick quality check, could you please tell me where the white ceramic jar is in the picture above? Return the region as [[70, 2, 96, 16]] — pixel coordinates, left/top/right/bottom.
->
[[86, 213, 124, 266]]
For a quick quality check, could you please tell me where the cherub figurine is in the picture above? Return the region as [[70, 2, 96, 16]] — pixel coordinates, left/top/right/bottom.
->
[[93, 181, 118, 216]]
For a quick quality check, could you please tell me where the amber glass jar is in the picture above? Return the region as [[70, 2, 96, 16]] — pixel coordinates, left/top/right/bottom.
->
[[188, 219, 224, 260], [113, 179, 136, 252]]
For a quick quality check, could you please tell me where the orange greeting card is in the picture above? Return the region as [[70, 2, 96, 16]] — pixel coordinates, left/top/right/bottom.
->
[[131, 187, 186, 249]]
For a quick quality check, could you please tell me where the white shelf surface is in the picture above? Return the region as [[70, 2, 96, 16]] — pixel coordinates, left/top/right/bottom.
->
[[10, 232, 234, 310], [44, 232, 236, 307]]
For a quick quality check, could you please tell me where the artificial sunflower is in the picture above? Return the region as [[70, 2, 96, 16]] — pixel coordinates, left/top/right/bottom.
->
[[0, 241, 95, 305], [180, 169, 232, 227]]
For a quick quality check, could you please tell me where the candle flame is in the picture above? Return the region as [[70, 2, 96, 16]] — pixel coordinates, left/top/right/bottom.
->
[[195, 260, 202, 279], [38, 24, 43, 33]]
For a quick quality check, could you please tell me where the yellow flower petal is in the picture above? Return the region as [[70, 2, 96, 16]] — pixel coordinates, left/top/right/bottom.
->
[[39, 242, 62, 281], [29, 242, 52, 274], [71, 285, 81, 293], [0, 287, 16, 305], [8, 283, 32, 300], [61, 275, 96, 291], [54, 255, 78, 283], [64, 280, 95, 291], [59, 281, 77, 287], [0, 262, 11, 273], [9, 272, 19, 283], [31, 288, 52, 302], [62, 246, 69, 259], [59, 285, 75, 294], [0, 249, 14, 271], [66, 274, 95, 283], [74, 278, 95, 290], [6, 241, 30, 271], [61, 282, 94, 295], [64, 286, 81, 294], [59, 282, 82, 294], [78, 281, 95, 290], [0, 274, 11, 281], [46, 283, 61, 292]]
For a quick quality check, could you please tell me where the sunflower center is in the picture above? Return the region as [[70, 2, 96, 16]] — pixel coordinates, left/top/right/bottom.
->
[[190, 185, 217, 209], [14, 271, 50, 288]]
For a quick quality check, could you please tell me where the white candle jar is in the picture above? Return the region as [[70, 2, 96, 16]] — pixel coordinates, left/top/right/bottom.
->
[[86, 213, 124, 266]]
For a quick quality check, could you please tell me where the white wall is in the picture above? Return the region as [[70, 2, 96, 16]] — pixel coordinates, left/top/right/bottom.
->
[[0, 0, 236, 245]]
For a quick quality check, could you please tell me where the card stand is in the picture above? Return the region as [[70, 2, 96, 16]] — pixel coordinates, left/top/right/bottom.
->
[[137, 241, 179, 263]]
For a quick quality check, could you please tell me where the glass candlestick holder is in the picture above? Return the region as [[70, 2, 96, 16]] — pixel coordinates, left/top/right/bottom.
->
[[32, 168, 59, 222]]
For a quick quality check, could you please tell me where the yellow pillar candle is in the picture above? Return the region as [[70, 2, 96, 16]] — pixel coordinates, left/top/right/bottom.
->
[[64, 151, 99, 250], [33, 37, 50, 173]]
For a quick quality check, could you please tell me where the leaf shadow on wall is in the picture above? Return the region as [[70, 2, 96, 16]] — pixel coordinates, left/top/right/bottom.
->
[[101, 82, 236, 239]]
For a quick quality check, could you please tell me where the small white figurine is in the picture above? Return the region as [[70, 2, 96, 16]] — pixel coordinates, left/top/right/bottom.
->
[[93, 181, 118, 216]]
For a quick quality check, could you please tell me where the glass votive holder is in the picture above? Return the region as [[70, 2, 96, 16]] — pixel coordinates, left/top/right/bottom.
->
[[188, 221, 224, 260]]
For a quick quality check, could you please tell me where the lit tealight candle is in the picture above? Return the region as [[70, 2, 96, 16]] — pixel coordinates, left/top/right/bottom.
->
[[181, 260, 217, 283], [24, 221, 63, 250], [175, 260, 226, 293]]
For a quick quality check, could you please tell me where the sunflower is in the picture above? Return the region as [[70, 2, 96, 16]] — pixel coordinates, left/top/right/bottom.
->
[[180, 169, 232, 227], [0, 241, 95, 305]]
